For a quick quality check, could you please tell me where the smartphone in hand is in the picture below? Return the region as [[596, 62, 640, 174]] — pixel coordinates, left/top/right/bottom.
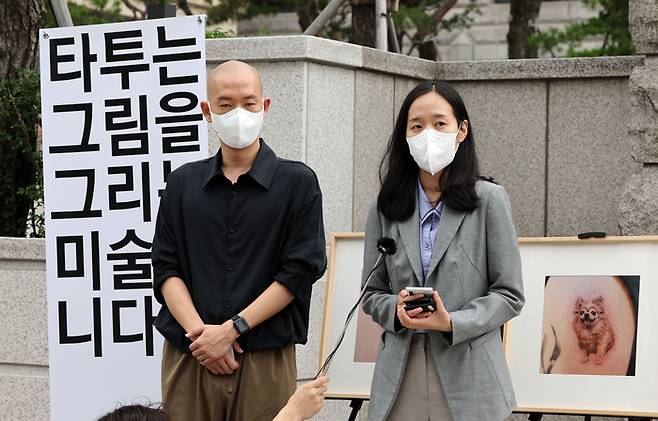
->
[[403, 286, 436, 313]]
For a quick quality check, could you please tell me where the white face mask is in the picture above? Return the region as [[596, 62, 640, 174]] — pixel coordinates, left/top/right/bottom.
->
[[406, 126, 461, 176], [209, 105, 264, 149]]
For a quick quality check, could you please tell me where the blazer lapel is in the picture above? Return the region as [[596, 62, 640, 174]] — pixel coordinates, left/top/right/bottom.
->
[[396, 199, 423, 286], [426, 205, 466, 280]]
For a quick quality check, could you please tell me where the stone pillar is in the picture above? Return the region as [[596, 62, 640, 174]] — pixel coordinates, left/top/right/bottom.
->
[[619, 1, 658, 234]]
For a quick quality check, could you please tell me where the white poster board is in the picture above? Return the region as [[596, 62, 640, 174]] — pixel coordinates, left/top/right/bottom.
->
[[39, 15, 208, 420], [506, 237, 658, 417], [320, 233, 378, 398]]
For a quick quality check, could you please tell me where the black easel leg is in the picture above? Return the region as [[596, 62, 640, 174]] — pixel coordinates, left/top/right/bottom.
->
[[584, 416, 591, 421], [528, 414, 543, 421], [348, 399, 363, 421]]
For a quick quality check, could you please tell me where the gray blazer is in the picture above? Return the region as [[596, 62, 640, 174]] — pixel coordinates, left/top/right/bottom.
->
[[362, 180, 525, 421]]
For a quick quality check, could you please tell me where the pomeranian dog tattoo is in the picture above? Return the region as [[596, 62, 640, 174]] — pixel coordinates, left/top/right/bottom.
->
[[572, 295, 615, 365]]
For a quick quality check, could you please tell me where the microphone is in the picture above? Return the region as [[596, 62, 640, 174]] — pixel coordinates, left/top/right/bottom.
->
[[377, 237, 396, 256], [316, 237, 396, 378]]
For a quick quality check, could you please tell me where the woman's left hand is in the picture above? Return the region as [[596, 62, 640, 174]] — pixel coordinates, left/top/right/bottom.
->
[[397, 291, 452, 332]]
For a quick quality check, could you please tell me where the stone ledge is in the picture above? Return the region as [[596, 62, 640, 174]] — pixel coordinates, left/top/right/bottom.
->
[[206, 36, 363, 69], [436, 55, 645, 80], [0, 363, 48, 377], [0, 237, 45, 261], [206, 35, 645, 80]]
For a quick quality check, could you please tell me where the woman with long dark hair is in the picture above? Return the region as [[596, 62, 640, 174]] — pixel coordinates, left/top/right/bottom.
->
[[362, 80, 525, 421]]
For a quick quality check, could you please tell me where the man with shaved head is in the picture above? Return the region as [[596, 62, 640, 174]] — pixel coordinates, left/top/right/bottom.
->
[[151, 60, 327, 421]]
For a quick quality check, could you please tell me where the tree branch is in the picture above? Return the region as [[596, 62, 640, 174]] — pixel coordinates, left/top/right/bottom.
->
[[431, 0, 458, 23], [177, 0, 193, 16], [121, 0, 145, 19]]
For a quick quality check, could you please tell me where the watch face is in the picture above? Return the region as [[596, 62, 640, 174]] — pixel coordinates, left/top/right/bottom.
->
[[234, 317, 248, 334]]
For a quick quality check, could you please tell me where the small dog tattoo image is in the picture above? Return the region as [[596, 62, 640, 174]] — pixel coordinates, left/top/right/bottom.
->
[[572, 295, 615, 365]]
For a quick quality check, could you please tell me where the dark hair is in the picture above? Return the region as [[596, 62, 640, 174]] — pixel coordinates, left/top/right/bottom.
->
[[97, 404, 170, 421], [378, 80, 480, 221]]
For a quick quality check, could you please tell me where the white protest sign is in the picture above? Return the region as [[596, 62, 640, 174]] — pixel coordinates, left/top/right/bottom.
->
[[39, 15, 208, 420]]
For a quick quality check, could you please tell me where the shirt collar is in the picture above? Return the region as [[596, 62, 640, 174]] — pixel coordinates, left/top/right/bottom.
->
[[417, 178, 443, 222], [203, 139, 277, 190]]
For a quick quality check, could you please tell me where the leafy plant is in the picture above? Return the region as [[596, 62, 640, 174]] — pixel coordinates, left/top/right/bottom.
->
[[205, 0, 298, 24], [529, 0, 633, 57], [392, 0, 481, 59], [0, 70, 44, 237]]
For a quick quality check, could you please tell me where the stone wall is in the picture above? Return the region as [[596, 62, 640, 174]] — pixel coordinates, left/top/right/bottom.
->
[[206, 36, 643, 240], [0, 238, 49, 420], [1, 35, 650, 420]]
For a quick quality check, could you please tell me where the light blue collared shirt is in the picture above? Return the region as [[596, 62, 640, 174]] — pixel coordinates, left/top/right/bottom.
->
[[418, 179, 443, 284]]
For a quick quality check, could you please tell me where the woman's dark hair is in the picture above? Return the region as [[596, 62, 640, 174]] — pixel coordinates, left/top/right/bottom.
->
[[97, 404, 170, 421], [378, 80, 480, 221]]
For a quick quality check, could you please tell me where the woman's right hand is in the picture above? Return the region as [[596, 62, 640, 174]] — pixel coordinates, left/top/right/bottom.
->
[[396, 289, 427, 325]]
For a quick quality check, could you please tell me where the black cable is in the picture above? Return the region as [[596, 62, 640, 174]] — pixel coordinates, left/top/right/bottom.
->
[[315, 256, 386, 379]]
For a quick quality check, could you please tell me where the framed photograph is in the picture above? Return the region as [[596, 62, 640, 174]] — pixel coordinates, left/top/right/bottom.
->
[[506, 236, 658, 417]]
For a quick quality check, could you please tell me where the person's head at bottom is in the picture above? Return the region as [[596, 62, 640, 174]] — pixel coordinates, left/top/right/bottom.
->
[[97, 377, 328, 421], [97, 404, 169, 421]]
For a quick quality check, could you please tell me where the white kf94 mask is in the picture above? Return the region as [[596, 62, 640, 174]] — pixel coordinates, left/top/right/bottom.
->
[[210, 105, 264, 149], [406, 126, 461, 175]]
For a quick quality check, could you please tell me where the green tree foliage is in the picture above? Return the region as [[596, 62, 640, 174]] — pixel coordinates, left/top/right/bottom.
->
[[45, 0, 127, 27], [529, 0, 633, 57], [392, 0, 480, 58], [205, 0, 297, 24], [0, 71, 44, 237]]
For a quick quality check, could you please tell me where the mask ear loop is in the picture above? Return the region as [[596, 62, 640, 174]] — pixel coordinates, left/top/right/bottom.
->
[[456, 120, 466, 143]]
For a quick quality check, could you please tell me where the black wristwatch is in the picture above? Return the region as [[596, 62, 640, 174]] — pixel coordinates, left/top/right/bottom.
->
[[231, 315, 249, 336]]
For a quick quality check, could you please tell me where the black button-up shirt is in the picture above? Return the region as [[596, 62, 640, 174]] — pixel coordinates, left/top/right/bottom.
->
[[152, 140, 326, 353]]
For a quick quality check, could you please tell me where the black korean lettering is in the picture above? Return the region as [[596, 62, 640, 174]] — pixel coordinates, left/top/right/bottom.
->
[[56, 236, 84, 278], [158, 66, 198, 86], [105, 96, 149, 156], [49, 103, 99, 154], [58, 301, 91, 344], [49, 37, 80, 82], [105, 96, 147, 131], [93, 296, 102, 357], [108, 166, 140, 210], [58, 297, 102, 357], [100, 30, 149, 89], [111, 296, 157, 356], [112, 300, 142, 343], [144, 296, 156, 357], [55, 233, 100, 289], [156, 93, 201, 153], [107, 163, 151, 222], [51, 169, 102, 219], [157, 25, 196, 48], [111, 132, 149, 156], [153, 51, 201, 63], [154, 113, 203, 124], [160, 92, 197, 113], [100, 64, 150, 90], [158, 160, 172, 197], [91, 231, 101, 291], [162, 125, 200, 154], [105, 30, 144, 62], [81, 33, 98, 93], [141, 162, 151, 222], [152, 26, 200, 63], [106, 229, 152, 290]]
